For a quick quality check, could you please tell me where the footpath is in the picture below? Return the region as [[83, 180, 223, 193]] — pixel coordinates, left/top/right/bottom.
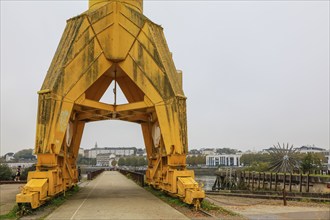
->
[[0, 183, 24, 215], [46, 171, 188, 219]]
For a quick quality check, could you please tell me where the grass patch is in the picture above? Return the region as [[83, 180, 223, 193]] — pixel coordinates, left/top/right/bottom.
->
[[45, 185, 80, 208], [201, 200, 219, 211], [309, 174, 330, 178], [0, 205, 20, 219], [300, 198, 312, 203], [202, 200, 238, 216], [48, 195, 67, 207], [146, 186, 238, 214], [146, 186, 240, 218], [145, 186, 189, 208], [320, 201, 330, 205]]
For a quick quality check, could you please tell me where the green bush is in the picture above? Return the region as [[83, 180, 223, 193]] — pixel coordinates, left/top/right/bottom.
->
[[300, 153, 324, 174], [21, 165, 36, 180], [242, 162, 270, 172], [0, 164, 14, 180]]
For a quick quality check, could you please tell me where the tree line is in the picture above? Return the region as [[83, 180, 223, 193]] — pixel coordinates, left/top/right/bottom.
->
[[186, 155, 206, 166], [117, 156, 148, 167], [1, 149, 35, 163]]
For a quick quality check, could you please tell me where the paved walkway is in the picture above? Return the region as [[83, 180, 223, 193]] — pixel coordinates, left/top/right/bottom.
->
[[46, 171, 188, 219], [0, 183, 24, 215]]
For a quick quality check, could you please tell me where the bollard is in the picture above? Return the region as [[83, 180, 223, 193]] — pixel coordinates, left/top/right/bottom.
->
[[299, 173, 303, 192], [289, 173, 292, 192], [262, 172, 266, 189], [270, 173, 273, 190], [275, 173, 278, 191], [307, 173, 310, 192], [283, 188, 287, 206]]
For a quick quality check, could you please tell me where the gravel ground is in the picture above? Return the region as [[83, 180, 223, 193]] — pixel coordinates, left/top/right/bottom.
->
[[206, 195, 330, 220], [165, 203, 246, 220]]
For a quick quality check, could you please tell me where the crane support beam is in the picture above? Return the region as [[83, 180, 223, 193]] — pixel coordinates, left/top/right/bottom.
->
[[17, 0, 205, 209]]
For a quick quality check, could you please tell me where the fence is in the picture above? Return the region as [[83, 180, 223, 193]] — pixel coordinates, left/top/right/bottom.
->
[[0, 180, 27, 185], [118, 169, 145, 187], [87, 169, 105, 180], [212, 169, 330, 193]]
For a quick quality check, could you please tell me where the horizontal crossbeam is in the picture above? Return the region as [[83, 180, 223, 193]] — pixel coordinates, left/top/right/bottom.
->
[[75, 97, 154, 123]]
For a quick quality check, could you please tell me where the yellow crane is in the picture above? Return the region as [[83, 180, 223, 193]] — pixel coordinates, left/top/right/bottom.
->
[[16, 0, 205, 209]]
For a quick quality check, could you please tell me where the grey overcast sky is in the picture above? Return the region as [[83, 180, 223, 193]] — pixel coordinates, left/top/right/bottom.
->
[[1, 1, 329, 155]]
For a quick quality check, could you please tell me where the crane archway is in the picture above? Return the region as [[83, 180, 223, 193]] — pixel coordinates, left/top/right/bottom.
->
[[17, 0, 204, 209]]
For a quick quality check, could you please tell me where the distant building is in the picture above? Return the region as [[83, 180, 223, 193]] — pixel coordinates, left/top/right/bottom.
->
[[206, 154, 241, 167], [96, 153, 117, 166], [136, 148, 146, 157], [4, 152, 15, 161], [84, 147, 137, 158], [3, 162, 35, 169], [78, 148, 84, 157], [84, 149, 89, 158], [295, 146, 330, 171], [325, 150, 330, 171], [188, 149, 201, 157], [200, 148, 216, 155], [296, 146, 327, 154], [260, 148, 273, 154]]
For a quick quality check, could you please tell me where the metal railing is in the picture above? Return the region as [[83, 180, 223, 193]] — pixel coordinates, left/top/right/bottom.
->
[[87, 169, 105, 180], [0, 180, 27, 185], [118, 169, 145, 187]]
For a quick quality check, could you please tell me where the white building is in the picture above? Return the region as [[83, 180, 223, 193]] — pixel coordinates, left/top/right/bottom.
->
[[206, 154, 241, 167], [78, 148, 84, 157], [3, 162, 35, 168], [296, 146, 330, 168], [96, 153, 117, 166], [84, 147, 137, 158], [325, 150, 330, 169], [200, 148, 216, 155], [296, 146, 327, 154], [4, 152, 15, 161]]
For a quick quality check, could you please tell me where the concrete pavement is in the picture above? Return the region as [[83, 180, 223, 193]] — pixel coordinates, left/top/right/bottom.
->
[[46, 171, 188, 219], [0, 183, 24, 215]]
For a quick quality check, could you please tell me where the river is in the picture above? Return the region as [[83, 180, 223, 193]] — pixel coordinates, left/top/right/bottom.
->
[[195, 175, 216, 191]]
